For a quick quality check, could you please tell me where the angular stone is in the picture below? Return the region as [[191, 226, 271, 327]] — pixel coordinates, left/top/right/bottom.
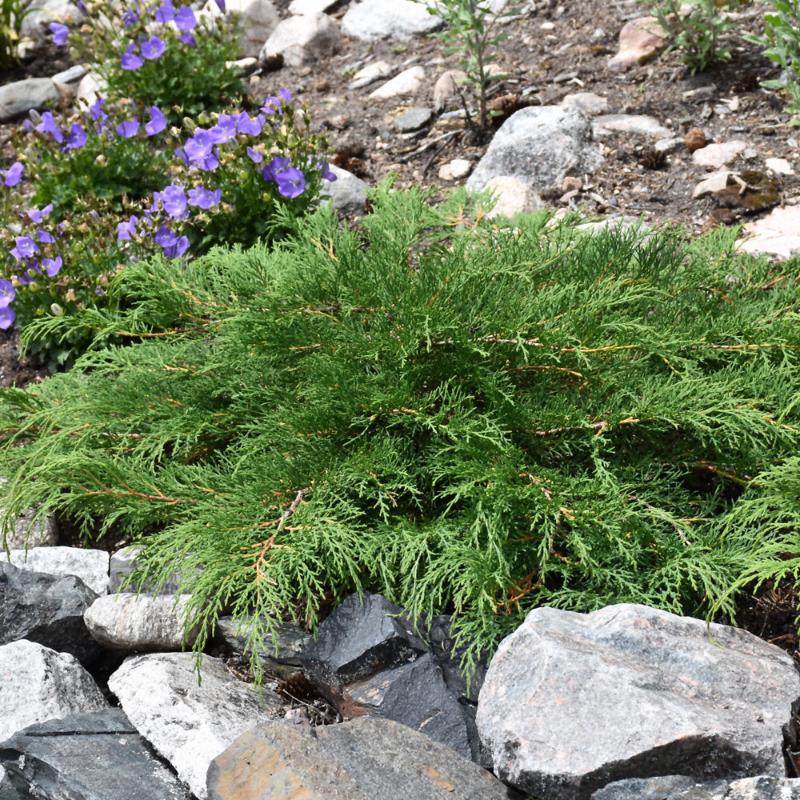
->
[[466, 106, 602, 194], [483, 176, 543, 219], [0, 710, 192, 800], [349, 60, 393, 90], [0, 561, 100, 666], [0, 78, 60, 122], [593, 114, 673, 139], [477, 604, 800, 800], [0, 640, 107, 742], [302, 592, 426, 692], [370, 66, 425, 100], [562, 92, 609, 117], [342, 653, 472, 759], [394, 106, 433, 132], [321, 165, 369, 216], [205, 0, 279, 58], [109, 652, 283, 799], [207, 716, 514, 800], [738, 205, 800, 259], [261, 12, 341, 67], [1, 546, 109, 594], [427, 615, 487, 705], [84, 593, 196, 652], [693, 140, 748, 169], [608, 16, 667, 72], [342, 0, 443, 41], [592, 775, 800, 799], [216, 615, 311, 677]]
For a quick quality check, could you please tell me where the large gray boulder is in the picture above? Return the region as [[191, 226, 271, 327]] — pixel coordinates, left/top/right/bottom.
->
[[109, 652, 283, 799], [593, 775, 800, 799], [1, 546, 109, 594], [477, 604, 800, 800], [341, 0, 443, 40], [0, 710, 191, 800], [84, 593, 196, 652], [260, 12, 341, 67], [0, 79, 60, 122], [0, 640, 107, 741], [207, 716, 516, 800], [466, 106, 602, 195], [0, 561, 100, 666]]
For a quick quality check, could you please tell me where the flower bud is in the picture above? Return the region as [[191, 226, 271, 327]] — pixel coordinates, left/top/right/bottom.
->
[[50, 303, 64, 316]]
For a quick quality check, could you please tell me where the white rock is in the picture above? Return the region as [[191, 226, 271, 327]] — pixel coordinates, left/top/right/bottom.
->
[[320, 165, 369, 216], [608, 16, 667, 72], [261, 12, 341, 67], [1, 546, 110, 595], [765, 157, 794, 175], [350, 60, 393, 90], [692, 140, 748, 169], [692, 170, 736, 199], [75, 71, 106, 109], [84, 593, 197, 652], [738, 206, 800, 260], [288, 0, 338, 12], [561, 92, 609, 117], [204, 0, 279, 58], [439, 158, 472, 181], [483, 176, 543, 219], [109, 652, 282, 799], [592, 114, 673, 139], [51, 64, 87, 86], [21, 0, 78, 36], [0, 640, 107, 741], [225, 56, 258, 75], [0, 78, 60, 122], [433, 68, 469, 112], [369, 66, 425, 100], [655, 136, 684, 155], [342, 0, 442, 41]]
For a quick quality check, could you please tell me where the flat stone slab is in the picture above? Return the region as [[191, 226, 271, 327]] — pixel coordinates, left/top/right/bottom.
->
[[0, 710, 191, 800], [1, 546, 109, 594], [592, 114, 673, 139], [109, 652, 283, 799], [342, 0, 443, 41], [477, 604, 800, 799], [207, 716, 515, 799], [0, 640, 107, 742], [0, 78, 59, 122]]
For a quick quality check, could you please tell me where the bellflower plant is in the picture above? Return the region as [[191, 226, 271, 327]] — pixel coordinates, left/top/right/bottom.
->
[[64, 0, 243, 120]]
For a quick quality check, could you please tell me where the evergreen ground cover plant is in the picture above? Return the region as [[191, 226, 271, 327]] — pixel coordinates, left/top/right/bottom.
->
[[1, 188, 800, 675]]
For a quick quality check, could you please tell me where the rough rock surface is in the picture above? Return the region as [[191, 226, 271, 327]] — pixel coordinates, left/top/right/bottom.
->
[[320, 165, 369, 216], [477, 604, 800, 800], [109, 652, 282, 799], [739, 205, 800, 259], [0, 710, 192, 800], [207, 716, 515, 800], [206, 0, 279, 58], [261, 12, 341, 67], [466, 106, 602, 194], [0, 503, 58, 550], [109, 545, 182, 593], [608, 16, 667, 71], [1, 546, 110, 594], [341, 0, 442, 41], [84, 593, 196, 652], [302, 592, 426, 691], [0, 78, 60, 122], [0, 640, 107, 742], [593, 775, 800, 799], [0, 561, 100, 666]]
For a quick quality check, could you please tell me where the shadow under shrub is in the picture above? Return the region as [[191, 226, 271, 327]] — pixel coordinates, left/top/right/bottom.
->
[[1, 187, 800, 673]]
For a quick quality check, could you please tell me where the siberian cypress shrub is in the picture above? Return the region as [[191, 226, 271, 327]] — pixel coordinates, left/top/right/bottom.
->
[[1, 187, 799, 670]]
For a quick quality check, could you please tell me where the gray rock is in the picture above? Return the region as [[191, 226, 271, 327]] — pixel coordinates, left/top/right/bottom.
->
[[343, 652, 472, 759], [302, 592, 427, 692], [349, 60, 394, 90], [1, 506, 57, 550], [207, 716, 515, 800], [288, 0, 338, 12], [205, 0, 279, 58], [0, 640, 107, 742], [466, 106, 602, 194], [261, 12, 340, 67], [109, 544, 181, 593], [433, 69, 469, 112], [216, 615, 311, 677], [0, 710, 191, 800], [477, 604, 800, 800], [370, 66, 426, 100], [109, 652, 282, 799], [427, 615, 487, 705], [394, 106, 433, 132], [1, 546, 109, 594], [84, 593, 196, 652], [593, 775, 800, 799], [592, 113, 673, 139], [341, 0, 443, 41], [0, 561, 100, 666], [320, 165, 369, 216], [562, 92, 609, 117], [482, 176, 543, 219], [51, 64, 87, 86], [0, 78, 60, 122], [692, 140, 748, 169], [75, 71, 105, 109], [20, 0, 78, 37]]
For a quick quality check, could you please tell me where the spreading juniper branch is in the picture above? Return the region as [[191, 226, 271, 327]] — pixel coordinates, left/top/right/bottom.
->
[[1, 186, 799, 677]]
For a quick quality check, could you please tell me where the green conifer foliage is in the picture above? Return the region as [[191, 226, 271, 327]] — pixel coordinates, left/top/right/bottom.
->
[[1, 187, 799, 671]]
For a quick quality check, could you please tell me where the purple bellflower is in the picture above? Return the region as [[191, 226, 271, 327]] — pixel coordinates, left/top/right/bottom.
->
[[65, 123, 87, 150], [42, 256, 62, 277], [154, 225, 190, 258], [0, 279, 16, 307], [11, 236, 38, 261], [117, 215, 138, 241], [275, 167, 306, 199], [49, 22, 69, 45], [187, 186, 221, 209], [145, 106, 167, 136], [36, 112, 63, 143], [174, 5, 196, 30], [1, 162, 24, 187], [121, 43, 144, 70], [140, 35, 166, 60], [160, 184, 188, 219], [116, 118, 140, 138], [0, 306, 15, 330], [27, 205, 53, 224]]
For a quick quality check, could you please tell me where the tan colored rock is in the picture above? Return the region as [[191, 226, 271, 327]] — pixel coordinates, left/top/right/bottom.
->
[[692, 140, 748, 169], [483, 176, 542, 219], [433, 69, 468, 112], [369, 66, 425, 100], [739, 206, 800, 259], [608, 16, 667, 72]]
